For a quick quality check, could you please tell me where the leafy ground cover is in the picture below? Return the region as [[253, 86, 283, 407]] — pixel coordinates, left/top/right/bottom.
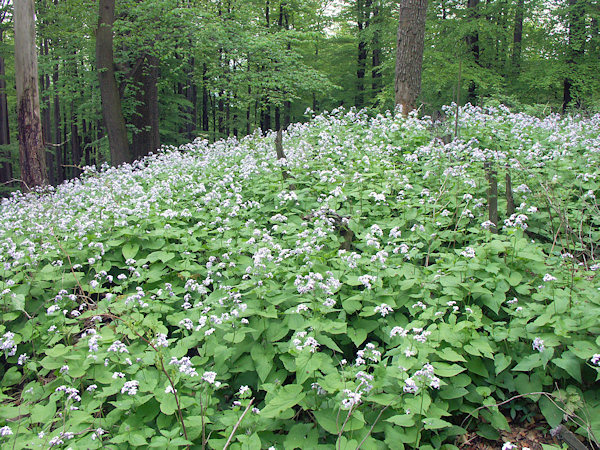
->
[[0, 105, 599, 449]]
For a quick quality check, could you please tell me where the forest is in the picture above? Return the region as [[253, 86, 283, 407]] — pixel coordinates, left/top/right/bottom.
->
[[1, 0, 600, 190], [0, 1, 599, 449]]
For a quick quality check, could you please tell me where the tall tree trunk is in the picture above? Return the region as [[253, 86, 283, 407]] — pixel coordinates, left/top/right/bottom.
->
[[131, 54, 160, 159], [14, 0, 47, 190], [96, 0, 132, 166], [283, 8, 292, 129], [465, 0, 480, 104], [70, 104, 82, 177], [356, 0, 369, 108], [563, 0, 585, 112], [394, 0, 428, 115], [40, 39, 54, 185], [202, 63, 209, 133], [0, 31, 12, 185], [372, 1, 382, 101], [52, 64, 63, 183], [512, 0, 524, 73]]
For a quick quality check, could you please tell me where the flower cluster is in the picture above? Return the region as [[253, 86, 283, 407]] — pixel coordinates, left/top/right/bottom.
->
[[403, 363, 440, 394]]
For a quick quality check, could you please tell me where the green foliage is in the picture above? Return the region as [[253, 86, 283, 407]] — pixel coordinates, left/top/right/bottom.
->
[[0, 105, 599, 447]]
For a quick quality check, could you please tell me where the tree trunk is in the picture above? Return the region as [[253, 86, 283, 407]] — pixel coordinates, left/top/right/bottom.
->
[[202, 63, 209, 133], [53, 64, 63, 183], [372, 1, 382, 101], [356, 0, 369, 108], [14, 0, 48, 190], [41, 38, 54, 185], [96, 0, 132, 166], [466, 0, 480, 104], [131, 54, 160, 159], [70, 105, 82, 177], [394, 0, 428, 115], [563, 0, 585, 112], [0, 32, 12, 185], [512, 0, 524, 73]]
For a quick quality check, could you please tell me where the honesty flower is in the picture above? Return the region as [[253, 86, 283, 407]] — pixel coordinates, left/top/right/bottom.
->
[[543, 273, 557, 282], [121, 380, 139, 395], [460, 247, 476, 258], [532, 337, 545, 352], [374, 303, 393, 317]]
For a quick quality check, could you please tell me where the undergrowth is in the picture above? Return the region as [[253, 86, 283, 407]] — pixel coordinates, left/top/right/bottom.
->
[[0, 104, 599, 449]]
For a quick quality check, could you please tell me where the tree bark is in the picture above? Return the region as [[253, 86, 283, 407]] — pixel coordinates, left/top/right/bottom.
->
[[131, 54, 160, 159], [512, 0, 524, 73], [41, 38, 54, 185], [202, 63, 209, 133], [394, 0, 428, 115], [356, 0, 369, 108], [52, 64, 63, 183], [14, 0, 48, 190], [96, 0, 132, 166], [372, 1, 382, 100], [0, 31, 12, 185], [563, 0, 585, 112], [466, 0, 480, 104]]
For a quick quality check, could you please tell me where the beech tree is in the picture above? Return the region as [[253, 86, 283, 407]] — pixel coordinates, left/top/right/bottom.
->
[[14, 0, 47, 190], [395, 0, 428, 115], [96, 0, 132, 166]]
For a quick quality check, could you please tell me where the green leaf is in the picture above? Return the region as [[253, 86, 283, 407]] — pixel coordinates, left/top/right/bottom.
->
[[494, 354, 512, 375], [570, 340, 597, 360], [44, 344, 70, 358], [10, 294, 26, 312], [128, 432, 148, 447], [512, 353, 543, 372], [347, 327, 367, 346], [147, 251, 175, 263], [552, 352, 582, 383], [314, 408, 364, 434], [260, 384, 306, 419], [539, 396, 563, 428], [436, 347, 467, 363], [122, 242, 140, 260], [423, 417, 453, 430], [250, 344, 274, 382], [31, 400, 56, 423], [433, 362, 466, 377], [507, 271, 523, 286], [386, 414, 415, 427]]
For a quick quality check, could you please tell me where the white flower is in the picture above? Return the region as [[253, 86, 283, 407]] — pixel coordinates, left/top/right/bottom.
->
[[154, 333, 169, 348], [238, 385, 250, 396], [0, 426, 12, 436], [502, 442, 517, 450], [532, 337, 545, 352], [202, 371, 217, 384], [591, 354, 600, 366], [121, 380, 139, 395], [543, 273, 557, 282], [460, 247, 476, 258], [374, 303, 393, 317]]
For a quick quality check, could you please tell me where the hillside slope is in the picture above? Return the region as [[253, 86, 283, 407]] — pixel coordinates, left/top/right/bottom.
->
[[0, 106, 599, 449]]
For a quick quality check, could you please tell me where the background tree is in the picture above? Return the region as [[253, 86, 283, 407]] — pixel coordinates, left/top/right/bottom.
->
[[2, 0, 600, 195], [14, 0, 47, 190], [96, 0, 131, 166], [395, 0, 428, 114]]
